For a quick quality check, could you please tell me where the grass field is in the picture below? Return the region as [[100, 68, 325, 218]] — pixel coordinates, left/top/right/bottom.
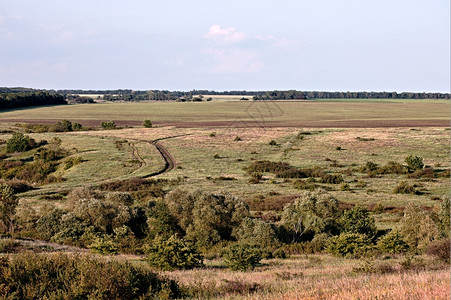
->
[[0, 99, 448, 128], [0, 98, 449, 299]]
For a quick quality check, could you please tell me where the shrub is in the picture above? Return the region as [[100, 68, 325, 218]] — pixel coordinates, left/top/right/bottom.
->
[[142, 119, 153, 128], [339, 206, 377, 239], [273, 248, 287, 259], [234, 136, 242, 141], [281, 190, 339, 242], [6, 133, 37, 153], [0, 184, 18, 235], [340, 183, 351, 191], [0, 252, 181, 299], [222, 243, 261, 271], [393, 181, 417, 194], [209, 132, 216, 137], [319, 173, 344, 184], [72, 122, 83, 130], [145, 235, 204, 270], [425, 239, 450, 262], [268, 140, 277, 145], [405, 155, 424, 171], [399, 203, 441, 251], [89, 236, 119, 254], [232, 217, 278, 248], [327, 233, 373, 257], [377, 230, 409, 254], [100, 121, 117, 130]]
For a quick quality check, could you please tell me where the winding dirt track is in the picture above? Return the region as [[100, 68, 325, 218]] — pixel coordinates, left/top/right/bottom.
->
[[140, 134, 191, 178]]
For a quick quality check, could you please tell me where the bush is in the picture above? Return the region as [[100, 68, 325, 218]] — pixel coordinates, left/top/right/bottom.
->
[[232, 217, 278, 248], [100, 121, 117, 130], [142, 119, 153, 128], [393, 181, 417, 194], [377, 230, 409, 254], [89, 236, 119, 255], [319, 173, 344, 184], [234, 136, 242, 141], [273, 248, 287, 259], [327, 233, 373, 257], [145, 235, 204, 270], [268, 140, 277, 145], [6, 133, 37, 153], [405, 155, 424, 171], [222, 243, 262, 271], [339, 206, 377, 239], [425, 239, 450, 262], [0, 252, 181, 299]]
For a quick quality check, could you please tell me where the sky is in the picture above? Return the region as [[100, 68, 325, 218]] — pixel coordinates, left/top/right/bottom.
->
[[0, 0, 449, 92]]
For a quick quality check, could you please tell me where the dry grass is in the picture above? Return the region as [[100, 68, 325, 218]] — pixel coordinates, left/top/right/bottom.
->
[[162, 255, 450, 299]]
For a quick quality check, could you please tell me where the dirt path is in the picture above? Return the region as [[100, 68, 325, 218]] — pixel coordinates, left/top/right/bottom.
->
[[141, 134, 191, 178]]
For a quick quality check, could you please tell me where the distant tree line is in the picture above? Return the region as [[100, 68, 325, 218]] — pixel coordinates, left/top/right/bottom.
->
[[58, 89, 450, 101], [0, 92, 67, 110], [1, 87, 449, 103]]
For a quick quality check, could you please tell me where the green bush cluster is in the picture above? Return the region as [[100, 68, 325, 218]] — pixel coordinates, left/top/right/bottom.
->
[[145, 235, 204, 270], [100, 120, 117, 129], [5, 133, 37, 153], [0, 252, 181, 299], [221, 243, 262, 271]]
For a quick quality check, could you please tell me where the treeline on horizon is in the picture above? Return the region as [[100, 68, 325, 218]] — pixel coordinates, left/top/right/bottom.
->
[[0, 87, 449, 106], [0, 91, 67, 110]]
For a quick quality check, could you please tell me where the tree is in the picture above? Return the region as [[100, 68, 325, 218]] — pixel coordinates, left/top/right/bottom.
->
[[100, 121, 116, 130], [0, 184, 18, 235], [221, 243, 261, 271], [339, 206, 377, 239], [405, 155, 424, 172], [399, 203, 440, 252], [165, 190, 250, 249], [142, 119, 152, 128], [145, 235, 204, 270], [281, 189, 339, 242], [6, 132, 37, 153]]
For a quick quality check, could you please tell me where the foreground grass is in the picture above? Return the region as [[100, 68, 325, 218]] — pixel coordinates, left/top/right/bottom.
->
[[162, 255, 449, 299]]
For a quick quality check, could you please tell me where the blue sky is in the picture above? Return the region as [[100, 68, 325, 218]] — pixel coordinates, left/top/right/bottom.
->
[[0, 0, 449, 92]]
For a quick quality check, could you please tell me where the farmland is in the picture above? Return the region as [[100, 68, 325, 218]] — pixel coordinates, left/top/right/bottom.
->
[[0, 98, 449, 299]]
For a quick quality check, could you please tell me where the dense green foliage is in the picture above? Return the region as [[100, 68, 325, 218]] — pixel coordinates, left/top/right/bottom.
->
[[221, 243, 262, 271], [339, 206, 377, 239], [145, 235, 204, 270], [281, 190, 339, 242], [101, 121, 117, 129], [0, 252, 181, 299], [0, 185, 18, 235], [6, 133, 37, 153], [327, 233, 373, 257], [0, 91, 66, 110], [377, 231, 409, 254]]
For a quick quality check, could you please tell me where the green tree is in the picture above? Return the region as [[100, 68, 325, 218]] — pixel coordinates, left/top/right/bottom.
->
[[327, 233, 373, 257], [281, 189, 339, 242], [377, 230, 409, 254], [0, 184, 18, 235], [142, 119, 152, 128], [145, 235, 204, 270], [165, 190, 250, 249], [100, 121, 116, 130], [339, 206, 377, 239], [232, 217, 278, 248], [405, 155, 424, 172], [399, 203, 440, 252], [6, 132, 37, 153], [221, 243, 261, 271]]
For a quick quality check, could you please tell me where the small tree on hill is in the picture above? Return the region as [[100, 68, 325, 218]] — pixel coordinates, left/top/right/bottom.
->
[[142, 119, 153, 128], [6, 132, 37, 153], [0, 184, 18, 235]]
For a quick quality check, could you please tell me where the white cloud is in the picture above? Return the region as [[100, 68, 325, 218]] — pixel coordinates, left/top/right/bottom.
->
[[204, 24, 246, 44]]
